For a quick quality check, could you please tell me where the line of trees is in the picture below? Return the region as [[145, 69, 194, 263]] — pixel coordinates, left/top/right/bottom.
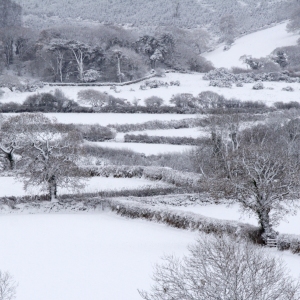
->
[[0, 0, 213, 83]]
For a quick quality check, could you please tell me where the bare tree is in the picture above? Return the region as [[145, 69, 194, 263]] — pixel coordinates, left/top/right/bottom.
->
[[7, 113, 86, 201], [139, 235, 300, 300], [0, 271, 17, 300]]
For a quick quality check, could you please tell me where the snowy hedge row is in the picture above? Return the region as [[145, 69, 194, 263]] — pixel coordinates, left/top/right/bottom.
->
[[108, 118, 203, 133], [277, 234, 300, 254], [124, 134, 205, 146], [203, 68, 300, 84], [87, 165, 202, 190], [106, 199, 263, 244], [44, 73, 157, 87]]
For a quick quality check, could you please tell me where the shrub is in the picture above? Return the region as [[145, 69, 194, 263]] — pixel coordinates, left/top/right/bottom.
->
[[170, 93, 196, 109], [144, 96, 164, 107], [282, 86, 294, 92], [77, 89, 108, 107], [253, 82, 264, 90], [76, 124, 116, 141]]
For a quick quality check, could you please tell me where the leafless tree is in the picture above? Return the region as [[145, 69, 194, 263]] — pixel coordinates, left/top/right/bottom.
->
[[7, 113, 86, 201], [139, 235, 300, 300], [0, 271, 17, 300]]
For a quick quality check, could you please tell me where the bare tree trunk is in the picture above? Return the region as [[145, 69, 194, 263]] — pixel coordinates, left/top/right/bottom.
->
[[257, 206, 276, 241], [48, 175, 57, 202]]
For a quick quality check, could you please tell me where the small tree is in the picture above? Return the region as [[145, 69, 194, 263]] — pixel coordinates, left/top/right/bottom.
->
[[144, 96, 164, 107], [0, 271, 17, 300], [219, 15, 236, 45], [77, 89, 108, 107], [139, 235, 300, 300]]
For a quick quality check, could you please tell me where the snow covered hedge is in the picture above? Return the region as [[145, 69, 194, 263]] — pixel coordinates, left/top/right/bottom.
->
[[108, 118, 203, 133], [203, 68, 300, 84], [277, 234, 300, 254], [86, 165, 202, 189], [124, 134, 205, 145], [106, 199, 263, 244]]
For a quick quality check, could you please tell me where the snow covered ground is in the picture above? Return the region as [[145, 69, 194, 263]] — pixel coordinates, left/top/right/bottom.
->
[[0, 213, 298, 300], [0, 213, 196, 300], [90, 141, 195, 155], [0, 177, 170, 197], [2, 72, 300, 107], [203, 22, 300, 68], [171, 203, 300, 236]]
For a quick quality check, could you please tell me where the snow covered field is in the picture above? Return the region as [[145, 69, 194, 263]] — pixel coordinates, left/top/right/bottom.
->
[[0, 177, 170, 197], [90, 141, 195, 155], [0, 213, 298, 300], [203, 22, 299, 68], [0, 213, 196, 300], [171, 203, 300, 236]]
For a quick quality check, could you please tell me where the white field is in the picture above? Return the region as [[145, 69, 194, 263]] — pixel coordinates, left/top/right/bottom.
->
[[2, 72, 300, 107], [0, 213, 298, 300], [90, 141, 195, 155], [0, 177, 170, 197], [171, 203, 300, 236], [203, 22, 300, 69]]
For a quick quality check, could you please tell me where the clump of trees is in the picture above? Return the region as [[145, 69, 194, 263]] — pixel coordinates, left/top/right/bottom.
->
[[140, 235, 300, 300]]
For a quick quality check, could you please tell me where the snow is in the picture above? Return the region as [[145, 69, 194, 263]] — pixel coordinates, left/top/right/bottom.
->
[[0, 212, 298, 300], [171, 203, 300, 236], [203, 22, 300, 69], [0, 177, 170, 197], [3, 113, 196, 125], [0, 213, 197, 300], [89, 141, 195, 155]]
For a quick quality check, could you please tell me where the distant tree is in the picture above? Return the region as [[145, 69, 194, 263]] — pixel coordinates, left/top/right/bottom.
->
[[139, 235, 300, 300], [0, 0, 22, 28], [287, 5, 300, 32], [144, 96, 164, 107], [219, 15, 236, 45], [77, 89, 108, 107], [271, 50, 288, 68]]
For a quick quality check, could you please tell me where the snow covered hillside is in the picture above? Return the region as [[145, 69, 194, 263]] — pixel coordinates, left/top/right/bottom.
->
[[203, 22, 300, 69]]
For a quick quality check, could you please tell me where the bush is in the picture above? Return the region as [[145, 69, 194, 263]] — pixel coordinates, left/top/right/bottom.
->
[[139, 235, 300, 300], [170, 93, 196, 109], [282, 86, 294, 92], [77, 89, 108, 107], [144, 96, 164, 107], [253, 82, 264, 90]]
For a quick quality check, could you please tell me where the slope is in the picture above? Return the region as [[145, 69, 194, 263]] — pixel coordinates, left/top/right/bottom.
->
[[203, 22, 300, 69]]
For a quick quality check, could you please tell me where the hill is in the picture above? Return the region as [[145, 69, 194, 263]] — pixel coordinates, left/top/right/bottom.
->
[[203, 21, 300, 68], [16, 0, 298, 34]]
